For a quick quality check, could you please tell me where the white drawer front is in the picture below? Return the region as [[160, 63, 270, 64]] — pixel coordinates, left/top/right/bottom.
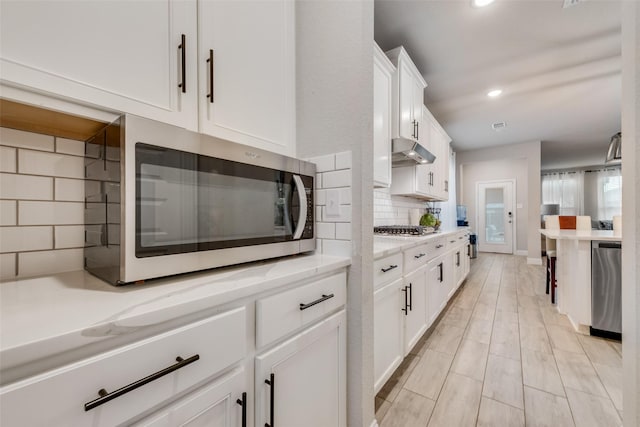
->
[[0, 308, 246, 427], [374, 252, 403, 290], [256, 272, 347, 348], [403, 243, 431, 273], [431, 237, 447, 258]]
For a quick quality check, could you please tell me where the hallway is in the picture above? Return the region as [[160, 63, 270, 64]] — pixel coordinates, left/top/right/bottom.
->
[[375, 253, 623, 426]]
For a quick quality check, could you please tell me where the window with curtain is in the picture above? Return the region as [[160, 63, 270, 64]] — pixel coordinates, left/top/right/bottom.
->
[[541, 171, 584, 215], [542, 167, 622, 222]]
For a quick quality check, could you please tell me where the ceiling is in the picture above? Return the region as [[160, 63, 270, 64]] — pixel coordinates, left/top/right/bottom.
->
[[374, 0, 622, 170]]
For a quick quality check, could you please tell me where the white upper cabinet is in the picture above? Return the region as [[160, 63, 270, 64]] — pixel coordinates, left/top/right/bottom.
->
[[373, 42, 395, 188], [0, 0, 296, 157], [0, 0, 198, 131], [197, 0, 295, 157], [385, 47, 426, 144]]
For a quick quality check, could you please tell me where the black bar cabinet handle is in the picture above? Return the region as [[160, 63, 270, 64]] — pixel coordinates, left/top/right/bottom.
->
[[467, 244, 471, 257], [435, 244, 444, 249], [438, 262, 443, 282], [416, 121, 419, 140], [401, 286, 408, 315], [299, 293, 334, 311], [178, 34, 186, 93], [237, 392, 247, 427], [408, 282, 413, 311], [414, 253, 426, 259], [265, 373, 275, 427], [456, 251, 460, 267], [206, 49, 214, 103], [84, 354, 199, 411], [381, 264, 398, 273]]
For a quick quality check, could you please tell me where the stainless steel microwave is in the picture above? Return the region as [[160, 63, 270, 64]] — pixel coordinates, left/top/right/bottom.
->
[[84, 115, 315, 285]]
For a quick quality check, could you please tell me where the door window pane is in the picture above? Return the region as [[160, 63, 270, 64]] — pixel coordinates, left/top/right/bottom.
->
[[485, 188, 505, 243]]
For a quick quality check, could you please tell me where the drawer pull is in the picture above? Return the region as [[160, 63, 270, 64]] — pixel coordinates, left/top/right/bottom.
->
[[299, 293, 335, 311], [381, 264, 398, 273], [414, 253, 426, 259], [265, 373, 275, 427], [450, 240, 456, 243], [237, 392, 247, 427], [438, 262, 444, 282], [84, 354, 200, 411], [435, 244, 444, 249]]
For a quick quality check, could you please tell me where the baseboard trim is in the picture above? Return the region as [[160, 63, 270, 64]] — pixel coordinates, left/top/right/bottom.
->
[[515, 250, 528, 256], [527, 257, 543, 265]]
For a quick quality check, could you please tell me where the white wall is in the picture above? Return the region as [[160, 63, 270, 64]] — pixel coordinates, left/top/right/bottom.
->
[[296, 2, 375, 426], [621, 2, 639, 426], [456, 140, 541, 262]]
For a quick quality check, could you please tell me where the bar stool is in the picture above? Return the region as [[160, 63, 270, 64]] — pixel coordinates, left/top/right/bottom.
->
[[544, 215, 591, 304]]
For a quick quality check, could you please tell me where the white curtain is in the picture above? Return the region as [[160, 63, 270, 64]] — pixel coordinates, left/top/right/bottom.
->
[[592, 168, 622, 220], [541, 171, 584, 215]]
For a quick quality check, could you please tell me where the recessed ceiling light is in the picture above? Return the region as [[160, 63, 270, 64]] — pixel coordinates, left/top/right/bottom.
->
[[487, 89, 502, 98], [473, 0, 495, 7], [420, 159, 428, 164], [407, 151, 416, 156]]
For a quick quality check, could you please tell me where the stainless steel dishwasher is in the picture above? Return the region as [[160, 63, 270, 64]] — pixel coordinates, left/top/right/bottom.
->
[[591, 241, 622, 340]]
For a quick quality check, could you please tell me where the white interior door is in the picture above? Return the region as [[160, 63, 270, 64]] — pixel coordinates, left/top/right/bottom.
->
[[477, 181, 514, 254]]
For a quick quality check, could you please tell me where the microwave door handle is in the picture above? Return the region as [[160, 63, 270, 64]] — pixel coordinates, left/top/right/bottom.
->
[[292, 175, 307, 240]]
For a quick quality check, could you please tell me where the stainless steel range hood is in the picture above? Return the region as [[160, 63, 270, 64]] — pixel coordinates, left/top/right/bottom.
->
[[391, 138, 436, 166]]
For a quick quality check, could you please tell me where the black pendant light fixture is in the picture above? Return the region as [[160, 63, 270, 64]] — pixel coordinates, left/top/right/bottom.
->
[[605, 131, 621, 164]]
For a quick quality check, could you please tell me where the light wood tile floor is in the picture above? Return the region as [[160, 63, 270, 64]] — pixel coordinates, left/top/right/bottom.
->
[[375, 253, 623, 427]]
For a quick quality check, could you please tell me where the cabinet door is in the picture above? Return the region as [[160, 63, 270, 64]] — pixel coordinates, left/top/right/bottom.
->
[[453, 246, 463, 289], [374, 279, 404, 393], [427, 257, 446, 326], [412, 78, 424, 143], [133, 368, 247, 427], [374, 52, 393, 188], [415, 164, 430, 195], [198, 0, 295, 157], [0, 0, 198, 130], [444, 252, 456, 300], [403, 267, 428, 355], [255, 311, 346, 427], [398, 63, 415, 141]]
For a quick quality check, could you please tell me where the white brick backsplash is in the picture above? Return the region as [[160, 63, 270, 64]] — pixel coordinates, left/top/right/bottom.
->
[[55, 225, 85, 249], [0, 128, 54, 152], [374, 187, 427, 226], [19, 149, 84, 179], [0, 146, 16, 172], [18, 248, 83, 278], [55, 178, 84, 201], [307, 154, 335, 172], [322, 169, 351, 188], [322, 205, 351, 223], [315, 189, 326, 206], [19, 201, 84, 225], [56, 137, 85, 156], [335, 223, 352, 240], [0, 253, 16, 280], [0, 173, 53, 200], [315, 173, 322, 189], [316, 222, 335, 239], [335, 151, 352, 170], [0, 226, 53, 253], [315, 206, 322, 220], [322, 240, 352, 257], [1, 200, 17, 226]]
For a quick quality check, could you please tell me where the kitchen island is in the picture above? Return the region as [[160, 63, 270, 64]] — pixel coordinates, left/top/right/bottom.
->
[[539, 228, 621, 334]]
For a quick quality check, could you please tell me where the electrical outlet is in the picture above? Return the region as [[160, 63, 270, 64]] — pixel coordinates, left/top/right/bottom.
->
[[326, 189, 340, 217]]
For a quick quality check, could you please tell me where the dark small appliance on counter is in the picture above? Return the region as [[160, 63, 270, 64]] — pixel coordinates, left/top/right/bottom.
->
[[456, 205, 468, 226]]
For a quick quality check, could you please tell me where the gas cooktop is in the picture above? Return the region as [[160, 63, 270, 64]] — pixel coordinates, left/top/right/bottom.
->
[[373, 225, 437, 236]]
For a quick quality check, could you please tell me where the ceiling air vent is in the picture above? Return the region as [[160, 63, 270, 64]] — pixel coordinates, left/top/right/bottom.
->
[[563, 0, 581, 8], [491, 121, 507, 131]]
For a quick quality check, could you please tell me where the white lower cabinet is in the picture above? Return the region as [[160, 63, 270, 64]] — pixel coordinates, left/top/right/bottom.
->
[[255, 310, 347, 427], [0, 308, 247, 427], [374, 278, 404, 393], [402, 266, 428, 355], [427, 255, 447, 325], [133, 368, 247, 427]]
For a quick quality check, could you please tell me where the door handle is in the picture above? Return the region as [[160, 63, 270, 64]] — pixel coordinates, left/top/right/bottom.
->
[[402, 286, 408, 315], [178, 34, 186, 93], [292, 175, 307, 240], [206, 49, 214, 103], [237, 392, 247, 427], [265, 374, 275, 427]]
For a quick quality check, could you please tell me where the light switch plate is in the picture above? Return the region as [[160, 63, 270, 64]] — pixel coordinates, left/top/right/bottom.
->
[[326, 189, 340, 217]]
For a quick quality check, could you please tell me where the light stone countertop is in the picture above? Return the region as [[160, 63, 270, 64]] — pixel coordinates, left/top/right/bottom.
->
[[539, 229, 622, 242], [374, 227, 470, 258], [0, 253, 350, 381]]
